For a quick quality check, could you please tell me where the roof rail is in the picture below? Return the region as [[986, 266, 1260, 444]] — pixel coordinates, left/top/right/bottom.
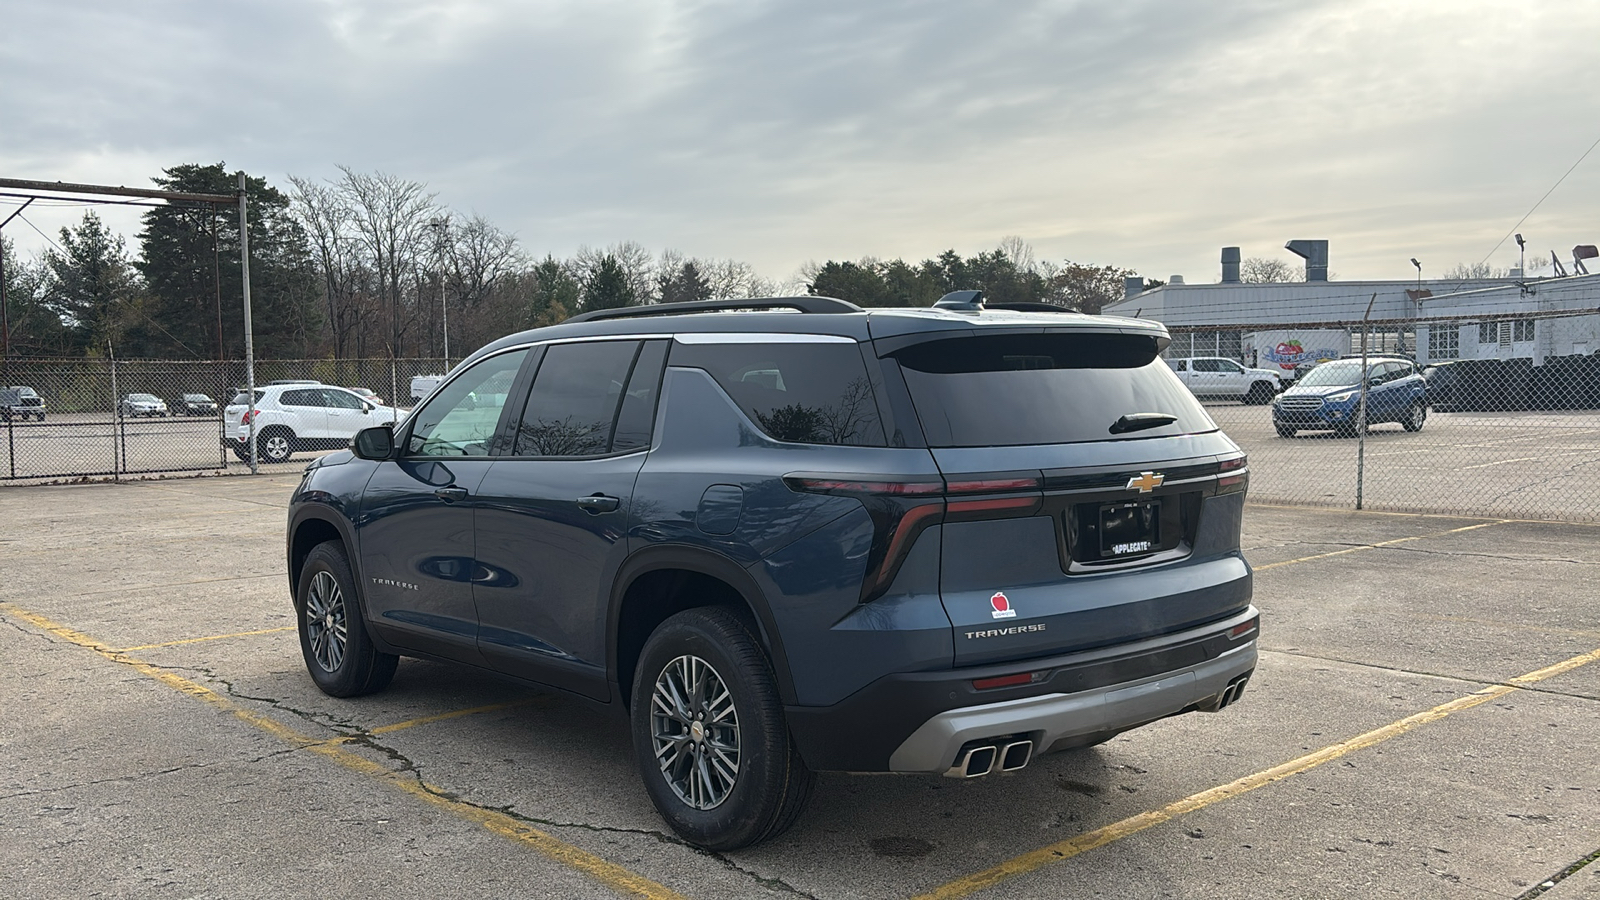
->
[[985, 302, 1072, 313], [565, 296, 862, 324]]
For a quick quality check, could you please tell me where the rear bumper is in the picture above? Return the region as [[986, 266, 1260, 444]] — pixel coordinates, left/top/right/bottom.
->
[[889, 639, 1255, 773], [784, 606, 1259, 773]]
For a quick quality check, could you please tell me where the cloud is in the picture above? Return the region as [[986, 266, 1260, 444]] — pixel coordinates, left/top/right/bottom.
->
[[3, 0, 1599, 283]]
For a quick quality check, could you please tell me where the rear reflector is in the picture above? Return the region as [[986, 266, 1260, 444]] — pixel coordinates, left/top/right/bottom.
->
[[946, 475, 1042, 494], [972, 672, 1035, 691], [1228, 617, 1259, 639]]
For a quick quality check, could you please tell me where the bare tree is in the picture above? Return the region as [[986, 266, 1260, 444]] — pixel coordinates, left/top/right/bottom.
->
[[1239, 257, 1299, 283], [998, 235, 1037, 274], [335, 167, 441, 357]]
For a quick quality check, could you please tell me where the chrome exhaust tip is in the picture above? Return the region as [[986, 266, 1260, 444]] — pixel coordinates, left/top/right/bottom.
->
[[998, 740, 1034, 772], [945, 745, 998, 778]]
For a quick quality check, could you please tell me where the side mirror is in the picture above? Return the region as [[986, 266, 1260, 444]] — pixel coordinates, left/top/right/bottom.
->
[[352, 425, 396, 460]]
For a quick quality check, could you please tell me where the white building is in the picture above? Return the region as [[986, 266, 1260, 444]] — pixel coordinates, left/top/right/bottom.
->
[[1103, 245, 1600, 367]]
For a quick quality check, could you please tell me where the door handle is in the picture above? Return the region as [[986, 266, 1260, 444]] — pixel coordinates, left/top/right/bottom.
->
[[435, 486, 469, 502], [576, 494, 620, 515]]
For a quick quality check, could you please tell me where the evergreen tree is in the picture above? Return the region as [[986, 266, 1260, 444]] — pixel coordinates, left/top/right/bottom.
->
[[43, 212, 142, 354], [658, 260, 713, 306], [527, 256, 579, 327], [138, 163, 322, 359], [582, 254, 636, 311]]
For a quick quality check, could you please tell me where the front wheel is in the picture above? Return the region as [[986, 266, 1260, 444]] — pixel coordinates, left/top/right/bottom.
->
[[1244, 382, 1276, 405], [630, 607, 814, 851], [1403, 400, 1427, 432], [296, 541, 398, 697]]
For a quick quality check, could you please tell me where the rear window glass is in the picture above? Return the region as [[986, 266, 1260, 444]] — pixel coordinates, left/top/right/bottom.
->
[[672, 340, 886, 446], [892, 332, 1214, 447]]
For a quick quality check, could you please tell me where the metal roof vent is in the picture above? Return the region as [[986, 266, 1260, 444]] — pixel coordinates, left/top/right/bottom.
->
[[1221, 247, 1241, 283], [1285, 240, 1329, 281], [1169, 275, 1185, 285]]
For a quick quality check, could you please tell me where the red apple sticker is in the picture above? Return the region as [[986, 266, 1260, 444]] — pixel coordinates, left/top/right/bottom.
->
[[990, 591, 1017, 619]]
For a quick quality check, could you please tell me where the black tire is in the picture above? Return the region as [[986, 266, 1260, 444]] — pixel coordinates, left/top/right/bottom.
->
[[259, 427, 295, 463], [1275, 422, 1296, 438], [296, 541, 398, 698], [1244, 382, 1275, 405], [630, 607, 814, 851], [1402, 400, 1426, 432]]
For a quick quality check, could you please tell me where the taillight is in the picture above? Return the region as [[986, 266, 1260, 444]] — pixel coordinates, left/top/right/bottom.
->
[[241, 410, 257, 426], [1228, 616, 1259, 640], [1217, 455, 1248, 493], [785, 471, 1043, 602]]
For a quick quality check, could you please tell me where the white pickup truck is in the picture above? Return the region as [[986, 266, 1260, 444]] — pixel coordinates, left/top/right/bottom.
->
[[1166, 357, 1283, 404]]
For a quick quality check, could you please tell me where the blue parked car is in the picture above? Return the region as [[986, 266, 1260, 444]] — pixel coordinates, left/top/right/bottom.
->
[[285, 293, 1259, 849], [1272, 356, 1428, 437]]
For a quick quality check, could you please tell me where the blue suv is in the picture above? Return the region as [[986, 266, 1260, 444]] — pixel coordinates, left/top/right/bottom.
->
[[1272, 356, 1428, 437], [286, 293, 1259, 849]]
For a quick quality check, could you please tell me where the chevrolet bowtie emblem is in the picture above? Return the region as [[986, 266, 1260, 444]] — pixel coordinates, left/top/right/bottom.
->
[[1126, 471, 1165, 493]]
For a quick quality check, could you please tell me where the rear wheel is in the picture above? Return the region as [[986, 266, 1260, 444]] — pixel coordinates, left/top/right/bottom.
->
[[259, 427, 295, 463], [296, 541, 397, 697], [1402, 400, 1427, 432], [631, 607, 814, 850]]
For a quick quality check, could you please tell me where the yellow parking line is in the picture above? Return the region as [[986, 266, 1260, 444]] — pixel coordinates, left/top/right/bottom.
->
[[912, 643, 1600, 900], [114, 626, 296, 652], [369, 697, 553, 735], [1252, 520, 1506, 571], [0, 601, 685, 900]]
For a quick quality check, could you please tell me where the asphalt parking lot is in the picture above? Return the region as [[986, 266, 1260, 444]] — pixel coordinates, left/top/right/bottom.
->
[[2, 476, 1598, 899]]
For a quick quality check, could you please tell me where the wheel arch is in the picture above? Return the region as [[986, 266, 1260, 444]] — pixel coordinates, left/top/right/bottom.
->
[[608, 544, 797, 710], [287, 508, 358, 608]]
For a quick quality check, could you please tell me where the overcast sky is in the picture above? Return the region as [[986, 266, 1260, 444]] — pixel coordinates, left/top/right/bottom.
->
[[4, 0, 1599, 286]]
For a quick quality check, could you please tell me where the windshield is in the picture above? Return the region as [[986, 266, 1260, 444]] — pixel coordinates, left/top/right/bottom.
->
[[1297, 361, 1365, 387], [129, 394, 158, 402], [184, 394, 212, 402]]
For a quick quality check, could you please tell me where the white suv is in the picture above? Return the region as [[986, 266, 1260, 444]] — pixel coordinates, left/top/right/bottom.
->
[[224, 384, 396, 463], [1167, 357, 1283, 405]]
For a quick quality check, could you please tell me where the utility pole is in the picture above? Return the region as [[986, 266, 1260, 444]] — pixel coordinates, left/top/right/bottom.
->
[[430, 217, 449, 364]]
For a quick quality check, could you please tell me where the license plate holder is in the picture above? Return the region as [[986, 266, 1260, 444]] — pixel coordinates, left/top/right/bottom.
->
[[1099, 500, 1161, 558]]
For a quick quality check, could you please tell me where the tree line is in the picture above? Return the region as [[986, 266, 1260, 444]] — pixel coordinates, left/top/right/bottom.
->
[[1, 162, 1154, 361]]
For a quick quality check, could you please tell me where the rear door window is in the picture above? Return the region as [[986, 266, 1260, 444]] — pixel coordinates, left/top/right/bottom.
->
[[891, 332, 1214, 447], [671, 338, 886, 446], [512, 341, 640, 457]]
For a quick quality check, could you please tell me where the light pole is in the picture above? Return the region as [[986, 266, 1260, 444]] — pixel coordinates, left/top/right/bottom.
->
[[429, 217, 449, 363], [1410, 257, 1422, 289], [1515, 233, 1526, 278]]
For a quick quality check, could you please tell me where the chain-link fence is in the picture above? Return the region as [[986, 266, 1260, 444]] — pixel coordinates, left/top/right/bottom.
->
[[1171, 308, 1600, 523], [0, 357, 447, 481]]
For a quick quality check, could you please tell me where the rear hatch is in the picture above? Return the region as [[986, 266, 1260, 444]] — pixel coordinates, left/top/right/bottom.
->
[[881, 328, 1251, 667]]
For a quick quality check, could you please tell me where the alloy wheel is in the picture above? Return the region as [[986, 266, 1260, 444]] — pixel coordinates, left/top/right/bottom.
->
[[304, 570, 348, 673], [650, 654, 740, 810]]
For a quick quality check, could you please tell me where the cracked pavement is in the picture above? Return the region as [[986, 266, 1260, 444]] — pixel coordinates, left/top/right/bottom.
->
[[3, 475, 1599, 898]]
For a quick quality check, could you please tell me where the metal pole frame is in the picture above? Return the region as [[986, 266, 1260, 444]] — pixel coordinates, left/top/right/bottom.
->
[[1356, 293, 1377, 510], [238, 173, 257, 474]]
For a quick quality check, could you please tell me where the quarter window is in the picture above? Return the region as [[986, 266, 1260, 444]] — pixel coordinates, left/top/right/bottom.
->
[[671, 340, 886, 447], [406, 349, 530, 457]]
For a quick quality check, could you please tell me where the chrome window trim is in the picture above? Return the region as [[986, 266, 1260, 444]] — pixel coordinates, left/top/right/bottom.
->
[[673, 333, 857, 345]]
